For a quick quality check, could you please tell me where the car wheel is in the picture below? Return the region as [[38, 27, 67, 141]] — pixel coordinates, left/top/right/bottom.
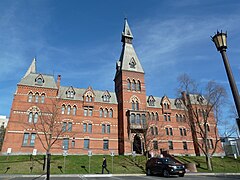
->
[[179, 173, 185, 177], [146, 168, 152, 176], [163, 169, 170, 177]]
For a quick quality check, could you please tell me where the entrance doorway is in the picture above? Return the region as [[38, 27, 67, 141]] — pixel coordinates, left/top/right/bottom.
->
[[133, 135, 142, 154]]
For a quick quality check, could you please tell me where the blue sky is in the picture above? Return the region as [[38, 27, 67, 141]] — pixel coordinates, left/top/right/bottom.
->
[[1, 0, 240, 135]]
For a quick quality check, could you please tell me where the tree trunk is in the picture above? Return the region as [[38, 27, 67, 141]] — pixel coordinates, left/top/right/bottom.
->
[[46, 152, 51, 180], [206, 155, 212, 171]]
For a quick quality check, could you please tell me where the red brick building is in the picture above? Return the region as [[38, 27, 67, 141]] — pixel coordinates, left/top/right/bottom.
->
[[2, 19, 223, 156]]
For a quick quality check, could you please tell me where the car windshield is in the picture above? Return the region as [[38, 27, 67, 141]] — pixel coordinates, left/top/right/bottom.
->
[[161, 158, 175, 165]]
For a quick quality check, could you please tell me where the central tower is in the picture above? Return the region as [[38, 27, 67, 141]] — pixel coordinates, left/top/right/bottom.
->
[[114, 19, 147, 155]]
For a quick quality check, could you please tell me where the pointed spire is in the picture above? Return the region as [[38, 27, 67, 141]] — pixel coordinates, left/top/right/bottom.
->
[[115, 19, 144, 76], [121, 18, 133, 43], [23, 57, 36, 78]]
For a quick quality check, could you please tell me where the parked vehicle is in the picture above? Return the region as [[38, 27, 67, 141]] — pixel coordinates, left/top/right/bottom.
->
[[146, 157, 185, 177]]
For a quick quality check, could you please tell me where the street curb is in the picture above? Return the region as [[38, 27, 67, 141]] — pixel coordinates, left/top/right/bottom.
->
[[0, 173, 240, 178]]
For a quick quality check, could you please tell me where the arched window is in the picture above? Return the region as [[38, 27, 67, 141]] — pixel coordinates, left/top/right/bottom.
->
[[99, 108, 103, 117], [151, 112, 154, 120], [62, 105, 65, 114], [67, 105, 71, 115], [136, 114, 140, 124], [132, 101, 135, 110], [28, 112, 33, 123], [73, 106, 77, 115], [34, 113, 38, 123], [127, 79, 131, 90], [35, 93, 39, 103], [41, 94, 45, 103], [176, 114, 179, 121], [86, 96, 89, 102], [150, 127, 154, 135], [136, 80, 141, 91], [89, 96, 92, 102], [142, 114, 146, 125], [130, 113, 135, 124], [155, 113, 159, 121], [136, 101, 139, 110], [28, 92, 33, 102], [104, 109, 108, 117], [132, 80, 136, 91], [155, 127, 158, 135], [109, 109, 113, 118]]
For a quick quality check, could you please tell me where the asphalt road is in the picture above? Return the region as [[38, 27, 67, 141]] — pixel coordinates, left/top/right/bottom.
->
[[0, 175, 240, 180]]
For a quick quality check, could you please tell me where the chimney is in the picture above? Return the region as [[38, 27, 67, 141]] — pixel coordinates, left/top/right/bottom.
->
[[57, 75, 61, 89]]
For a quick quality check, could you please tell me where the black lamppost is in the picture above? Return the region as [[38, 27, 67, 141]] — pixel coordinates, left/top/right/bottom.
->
[[212, 31, 240, 132]]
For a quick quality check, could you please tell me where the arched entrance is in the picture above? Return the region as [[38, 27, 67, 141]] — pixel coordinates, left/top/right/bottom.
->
[[133, 135, 142, 154]]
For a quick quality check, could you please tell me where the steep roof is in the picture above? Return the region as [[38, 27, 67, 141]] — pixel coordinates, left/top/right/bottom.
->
[[18, 73, 57, 89], [58, 86, 118, 104], [115, 19, 144, 76]]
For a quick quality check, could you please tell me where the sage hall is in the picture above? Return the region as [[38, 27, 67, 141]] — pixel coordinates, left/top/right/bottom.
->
[[2, 19, 223, 156]]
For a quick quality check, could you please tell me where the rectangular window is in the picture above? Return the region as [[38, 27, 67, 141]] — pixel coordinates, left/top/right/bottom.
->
[[180, 128, 183, 136], [164, 114, 167, 121], [165, 128, 169, 135], [168, 141, 173, 150], [183, 129, 187, 136], [83, 123, 87, 133], [63, 138, 69, 150], [88, 124, 92, 133], [102, 124, 106, 133], [153, 140, 158, 150], [30, 133, 36, 146], [183, 141, 188, 150], [72, 140, 75, 148], [68, 122, 72, 132], [84, 109, 88, 116], [107, 125, 110, 134], [169, 128, 173, 136], [89, 109, 93, 116], [62, 122, 67, 132], [168, 115, 171, 121], [84, 139, 89, 149], [103, 140, 109, 150], [22, 133, 29, 146]]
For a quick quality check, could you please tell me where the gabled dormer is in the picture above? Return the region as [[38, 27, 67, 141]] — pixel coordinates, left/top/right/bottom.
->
[[83, 86, 95, 103], [175, 98, 183, 109], [161, 95, 171, 113], [147, 95, 155, 107], [102, 90, 111, 102], [35, 74, 44, 86], [66, 86, 75, 99]]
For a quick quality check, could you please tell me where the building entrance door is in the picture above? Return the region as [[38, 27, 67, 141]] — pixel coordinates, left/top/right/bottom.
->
[[133, 135, 142, 154]]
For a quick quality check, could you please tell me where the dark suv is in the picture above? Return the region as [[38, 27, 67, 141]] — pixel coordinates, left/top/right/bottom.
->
[[146, 157, 185, 177]]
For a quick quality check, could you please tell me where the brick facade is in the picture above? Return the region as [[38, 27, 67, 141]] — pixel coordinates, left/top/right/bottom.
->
[[1, 19, 223, 156]]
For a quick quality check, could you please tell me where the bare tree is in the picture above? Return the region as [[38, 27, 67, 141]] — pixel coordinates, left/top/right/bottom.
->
[[27, 97, 68, 180], [177, 74, 227, 171]]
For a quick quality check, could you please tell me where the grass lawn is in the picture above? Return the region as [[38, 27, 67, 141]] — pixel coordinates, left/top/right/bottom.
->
[[0, 155, 240, 174]]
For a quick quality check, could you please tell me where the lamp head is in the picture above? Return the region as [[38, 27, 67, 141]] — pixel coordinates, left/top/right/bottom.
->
[[212, 30, 227, 51]]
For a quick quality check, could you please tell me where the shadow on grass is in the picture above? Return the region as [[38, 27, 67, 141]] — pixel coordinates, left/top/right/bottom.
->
[[123, 156, 146, 173]]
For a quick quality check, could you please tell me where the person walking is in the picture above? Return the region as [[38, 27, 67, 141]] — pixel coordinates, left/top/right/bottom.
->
[[102, 157, 109, 174]]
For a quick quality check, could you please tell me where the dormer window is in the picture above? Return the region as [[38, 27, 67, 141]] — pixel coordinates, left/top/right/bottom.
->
[[147, 95, 155, 106], [67, 90, 75, 98], [35, 74, 44, 85], [129, 57, 136, 68], [102, 90, 111, 102], [66, 86, 75, 98], [197, 95, 204, 104]]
